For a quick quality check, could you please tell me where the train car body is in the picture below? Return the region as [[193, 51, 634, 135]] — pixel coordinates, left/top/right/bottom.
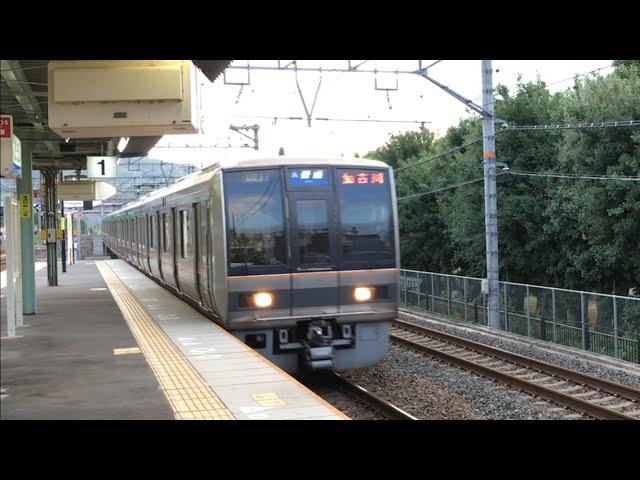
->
[[103, 157, 400, 372]]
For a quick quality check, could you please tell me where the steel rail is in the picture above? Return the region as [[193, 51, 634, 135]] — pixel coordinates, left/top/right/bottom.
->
[[331, 372, 418, 420], [391, 319, 639, 420]]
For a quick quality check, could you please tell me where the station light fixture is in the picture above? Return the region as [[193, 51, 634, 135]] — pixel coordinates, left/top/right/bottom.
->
[[117, 137, 130, 153]]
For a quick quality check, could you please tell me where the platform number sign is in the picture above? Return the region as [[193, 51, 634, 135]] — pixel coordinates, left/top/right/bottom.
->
[[1, 115, 13, 138], [87, 156, 118, 178]]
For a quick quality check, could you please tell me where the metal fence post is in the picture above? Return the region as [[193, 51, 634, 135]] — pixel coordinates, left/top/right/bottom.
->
[[463, 278, 468, 323], [398, 269, 639, 363], [552, 289, 557, 344], [447, 276, 452, 317], [402, 271, 407, 306], [612, 297, 618, 359], [581, 292, 587, 350], [526, 285, 531, 337], [430, 273, 435, 313], [503, 283, 508, 331]]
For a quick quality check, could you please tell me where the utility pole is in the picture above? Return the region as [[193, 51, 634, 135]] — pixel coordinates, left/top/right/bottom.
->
[[481, 60, 500, 329]]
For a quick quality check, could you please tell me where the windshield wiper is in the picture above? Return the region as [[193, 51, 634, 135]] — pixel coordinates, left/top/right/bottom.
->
[[230, 228, 250, 275]]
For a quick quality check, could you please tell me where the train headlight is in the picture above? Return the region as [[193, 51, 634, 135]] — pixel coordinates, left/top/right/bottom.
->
[[354, 287, 373, 302], [253, 292, 274, 308]]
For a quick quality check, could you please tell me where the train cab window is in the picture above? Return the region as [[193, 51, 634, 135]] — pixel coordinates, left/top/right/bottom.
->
[[224, 169, 287, 274], [296, 199, 331, 268], [336, 168, 395, 269], [180, 209, 190, 259]]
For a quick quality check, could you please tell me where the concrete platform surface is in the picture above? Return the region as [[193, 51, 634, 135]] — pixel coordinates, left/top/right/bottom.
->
[[1, 261, 174, 419], [1, 259, 348, 420], [100, 260, 347, 420]]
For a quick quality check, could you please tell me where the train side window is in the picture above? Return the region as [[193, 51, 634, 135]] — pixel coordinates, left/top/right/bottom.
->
[[141, 216, 146, 249], [180, 209, 189, 259], [162, 212, 170, 253], [149, 215, 154, 249]]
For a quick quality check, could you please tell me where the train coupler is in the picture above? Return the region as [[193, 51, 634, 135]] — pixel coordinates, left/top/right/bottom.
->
[[301, 319, 335, 370]]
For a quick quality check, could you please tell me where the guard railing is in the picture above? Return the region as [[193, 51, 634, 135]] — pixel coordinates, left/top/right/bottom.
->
[[399, 269, 640, 364]]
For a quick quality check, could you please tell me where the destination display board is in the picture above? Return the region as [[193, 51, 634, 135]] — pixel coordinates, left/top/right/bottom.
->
[[339, 170, 385, 185], [287, 168, 329, 186]]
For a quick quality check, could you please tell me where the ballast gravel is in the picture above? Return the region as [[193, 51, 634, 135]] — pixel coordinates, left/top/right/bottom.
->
[[340, 345, 576, 420], [399, 311, 640, 390]]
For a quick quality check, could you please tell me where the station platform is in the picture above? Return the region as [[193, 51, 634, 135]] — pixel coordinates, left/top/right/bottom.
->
[[1, 259, 348, 420]]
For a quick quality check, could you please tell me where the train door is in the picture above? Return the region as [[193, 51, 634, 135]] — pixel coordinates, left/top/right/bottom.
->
[[139, 215, 145, 268], [134, 216, 141, 267], [127, 218, 132, 260], [175, 205, 199, 301], [191, 203, 202, 304], [197, 201, 214, 310], [171, 207, 180, 291], [205, 200, 216, 310], [144, 213, 151, 272], [130, 217, 136, 263], [288, 191, 339, 316], [156, 211, 163, 279], [160, 209, 176, 288]]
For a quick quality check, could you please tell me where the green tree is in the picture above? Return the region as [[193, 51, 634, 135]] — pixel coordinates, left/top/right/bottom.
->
[[366, 67, 639, 296]]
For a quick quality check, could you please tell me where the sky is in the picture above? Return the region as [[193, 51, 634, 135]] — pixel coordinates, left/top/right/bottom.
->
[[148, 60, 613, 168]]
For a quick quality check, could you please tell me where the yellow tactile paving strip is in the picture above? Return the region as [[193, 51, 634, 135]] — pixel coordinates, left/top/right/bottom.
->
[[96, 261, 234, 420]]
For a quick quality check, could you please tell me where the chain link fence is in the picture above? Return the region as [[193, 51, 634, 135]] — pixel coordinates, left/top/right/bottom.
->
[[399, 269, 640, 364]]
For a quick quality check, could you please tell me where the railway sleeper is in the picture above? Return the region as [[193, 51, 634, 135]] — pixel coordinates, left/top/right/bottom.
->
[[540, 380, 568, 388], [570, 390, 601, 399], [588, 395, 618, 404], [555, 385, 584, 394], [516, 372, 546, 380], [607, 401, 637, 410]]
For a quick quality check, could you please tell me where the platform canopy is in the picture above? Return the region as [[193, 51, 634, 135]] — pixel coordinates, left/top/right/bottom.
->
[[0, 60, 231, 169]]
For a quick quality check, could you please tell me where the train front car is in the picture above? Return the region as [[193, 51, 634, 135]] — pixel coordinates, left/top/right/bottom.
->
[[222, 158, 400, 372]]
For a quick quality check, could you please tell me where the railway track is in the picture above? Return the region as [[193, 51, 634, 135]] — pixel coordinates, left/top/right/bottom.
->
[[330, 372, 418, 420], [391, 319, 640, 420]]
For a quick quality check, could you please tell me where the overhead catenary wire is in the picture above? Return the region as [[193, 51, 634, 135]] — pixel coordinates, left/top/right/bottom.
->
[[231, 115, 431, 125], [395, 137, 484, 173], [396, 167, 639, 203], [397, 174, 506, 201], [395, 119, 639, 174], [482, 63, 617, 108], [507, 170, 640, 181], [499, 120, 640, 131]]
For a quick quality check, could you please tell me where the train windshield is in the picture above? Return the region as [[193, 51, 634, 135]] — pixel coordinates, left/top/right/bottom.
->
[[336, 169, 395, 269], [225, 169, 287, 275], [225, 166, 396, 275]]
